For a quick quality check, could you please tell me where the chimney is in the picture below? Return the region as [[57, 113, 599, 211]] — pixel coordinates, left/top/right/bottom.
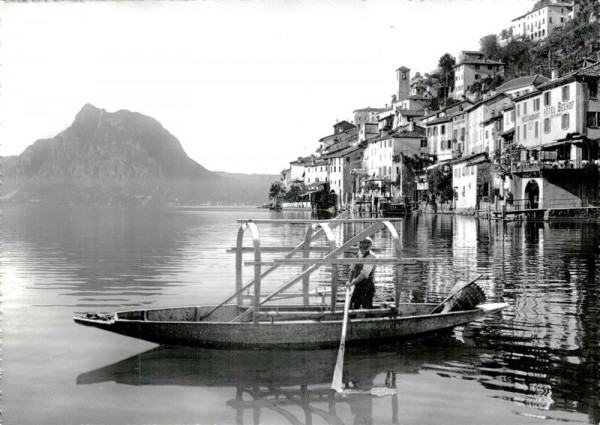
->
[[551, 68, 559, 80], [409, 121, 415, 132]]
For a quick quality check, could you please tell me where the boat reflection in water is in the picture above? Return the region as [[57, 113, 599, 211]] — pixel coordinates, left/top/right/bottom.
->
[[77, 336, 471, 425]]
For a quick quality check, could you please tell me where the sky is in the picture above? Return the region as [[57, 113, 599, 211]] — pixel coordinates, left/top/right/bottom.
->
[[0, 0, 536, 175]]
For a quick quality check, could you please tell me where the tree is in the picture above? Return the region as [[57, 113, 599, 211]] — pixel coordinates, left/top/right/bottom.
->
[[427, 166, 454, 205], [283, 184, 306, 202], [480, 34, 501, 60], [268, 181, 285, 200], [437, 53, 456, 103]]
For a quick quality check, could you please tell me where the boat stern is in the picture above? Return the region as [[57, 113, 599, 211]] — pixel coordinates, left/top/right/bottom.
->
[[477, 302, 509, 315], [73, 312, 117, 331]]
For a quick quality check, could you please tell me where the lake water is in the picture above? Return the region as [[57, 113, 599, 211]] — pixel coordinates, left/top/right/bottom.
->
[[2, 205, 599, 425]]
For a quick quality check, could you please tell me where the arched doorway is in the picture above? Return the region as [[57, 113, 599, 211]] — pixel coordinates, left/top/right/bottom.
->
[[525, 180, 540, 209]]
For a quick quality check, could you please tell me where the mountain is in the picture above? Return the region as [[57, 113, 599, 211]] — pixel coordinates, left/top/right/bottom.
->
[[1, 104, 278, 205]]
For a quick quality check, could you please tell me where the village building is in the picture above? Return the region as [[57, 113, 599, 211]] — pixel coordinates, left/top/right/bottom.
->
[[363, 123, 427, 201], [425, 115, 452, 162], [353, 107, 387, 126], [452, 51, 504, 100], [452, 153, 492, 212], [495, 74, 550, 98], [410, 75, 441, 99], [317, 120, 356, 157], [511, 3, 573, 42], [510, 63, 600, 210], [465, 93, 512, 156], [450, 109, 468, 158]]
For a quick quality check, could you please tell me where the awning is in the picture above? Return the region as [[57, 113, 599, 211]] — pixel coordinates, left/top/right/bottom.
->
[[541, 140, 582, 150], [366, 177, 393, 183]]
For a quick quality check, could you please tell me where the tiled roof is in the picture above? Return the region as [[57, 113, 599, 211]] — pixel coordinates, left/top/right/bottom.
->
[[394, 129, 426, 138], [512, 3, 573, 21], [353, 107, 387, 112], [574, 61, 600, 77], [512, 63, 600, 102], [425, 115, 451, 125], [456, 59, 504, 67], [466, 92, 510, 111], [483, 115, 502, 126], [422, 100, 473, 119], [496, 74, 550, 93], [397, 109, 425, 116]]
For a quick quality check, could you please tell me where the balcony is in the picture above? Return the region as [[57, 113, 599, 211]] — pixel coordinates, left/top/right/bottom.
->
[[511, 159, 600, 174]]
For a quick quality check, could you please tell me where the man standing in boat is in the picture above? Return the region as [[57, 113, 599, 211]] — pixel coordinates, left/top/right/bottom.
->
[[346, 237, 376, 309]]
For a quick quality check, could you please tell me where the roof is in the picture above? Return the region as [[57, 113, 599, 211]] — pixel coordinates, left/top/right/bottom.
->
[[513, 62, 600, 102], [324, 144, 362, 159], [452, 152, 488, 166], [496, 74, 550, 93], [396, 108, 425, 117], [466, 92, 510, 112], [353, 107, 387, 113], [456, 59, 504, 67], [425, 115, 451, 125], [483, 114, 503, 126], [512, 2, 573, 21], [421, 100, 474, 120]]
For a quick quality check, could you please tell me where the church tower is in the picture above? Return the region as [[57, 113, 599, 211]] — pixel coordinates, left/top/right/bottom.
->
[[396, 66, 411, 101]]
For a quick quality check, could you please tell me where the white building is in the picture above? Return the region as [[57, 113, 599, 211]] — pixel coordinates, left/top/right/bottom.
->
[[511, 3, 573, 42], [495, 74, 550, 98], [453, 51, 504, 99]]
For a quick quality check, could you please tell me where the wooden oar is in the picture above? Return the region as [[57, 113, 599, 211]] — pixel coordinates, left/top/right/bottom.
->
[[331, 285, 353, 393], [430, 274, 483, 314]]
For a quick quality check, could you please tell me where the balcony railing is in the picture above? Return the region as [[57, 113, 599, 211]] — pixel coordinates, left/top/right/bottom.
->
[[511, 159, 600, 173]]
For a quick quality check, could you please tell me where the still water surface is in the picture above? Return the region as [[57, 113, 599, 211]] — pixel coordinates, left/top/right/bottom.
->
[[2, 206, 599, 425]]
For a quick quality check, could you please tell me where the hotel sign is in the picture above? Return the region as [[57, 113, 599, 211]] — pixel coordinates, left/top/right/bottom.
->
[[544, 100, 574, 118]]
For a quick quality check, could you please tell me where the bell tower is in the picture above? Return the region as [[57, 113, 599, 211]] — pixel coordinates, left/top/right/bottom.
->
[[396, 66, 411, 102]]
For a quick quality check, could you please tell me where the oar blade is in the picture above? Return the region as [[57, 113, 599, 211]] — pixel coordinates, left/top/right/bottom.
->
[[331, 286, 352, 393]]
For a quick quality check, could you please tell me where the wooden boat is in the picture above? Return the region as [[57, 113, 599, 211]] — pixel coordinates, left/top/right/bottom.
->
[[380, 201, 411, 217], [74, 215, 508, 349]]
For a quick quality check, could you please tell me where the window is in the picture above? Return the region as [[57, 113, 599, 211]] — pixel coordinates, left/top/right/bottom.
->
[[524, 102, 528, 115], [475, 64, 480, 70], [561, 17, 564, 23], [523, 124, 527, 140], [549, 17, 552, 23], [471, 167, 475, 176], [590, 80, 599, 99], [535, 121, 539, 138], [475, 74, 480, 80], [561, 113, 570, 129], [533, 98, 540, 111], [544, 91, 551, 106], [441, 125, 446, 135], [588, 112, 600, 127], [511, 110, 516, 121], [487, 65, 493, 70], [544, 118, 551, 133], [562, 85, 570, 101], [421, 139, 427, 148], [447, 140, 452, 149], [516, 104, 520, 117], [516, 126, 520, 141]]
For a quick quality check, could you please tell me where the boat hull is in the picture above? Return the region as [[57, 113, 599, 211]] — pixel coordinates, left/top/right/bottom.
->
[[74, 303, 507, 349]]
